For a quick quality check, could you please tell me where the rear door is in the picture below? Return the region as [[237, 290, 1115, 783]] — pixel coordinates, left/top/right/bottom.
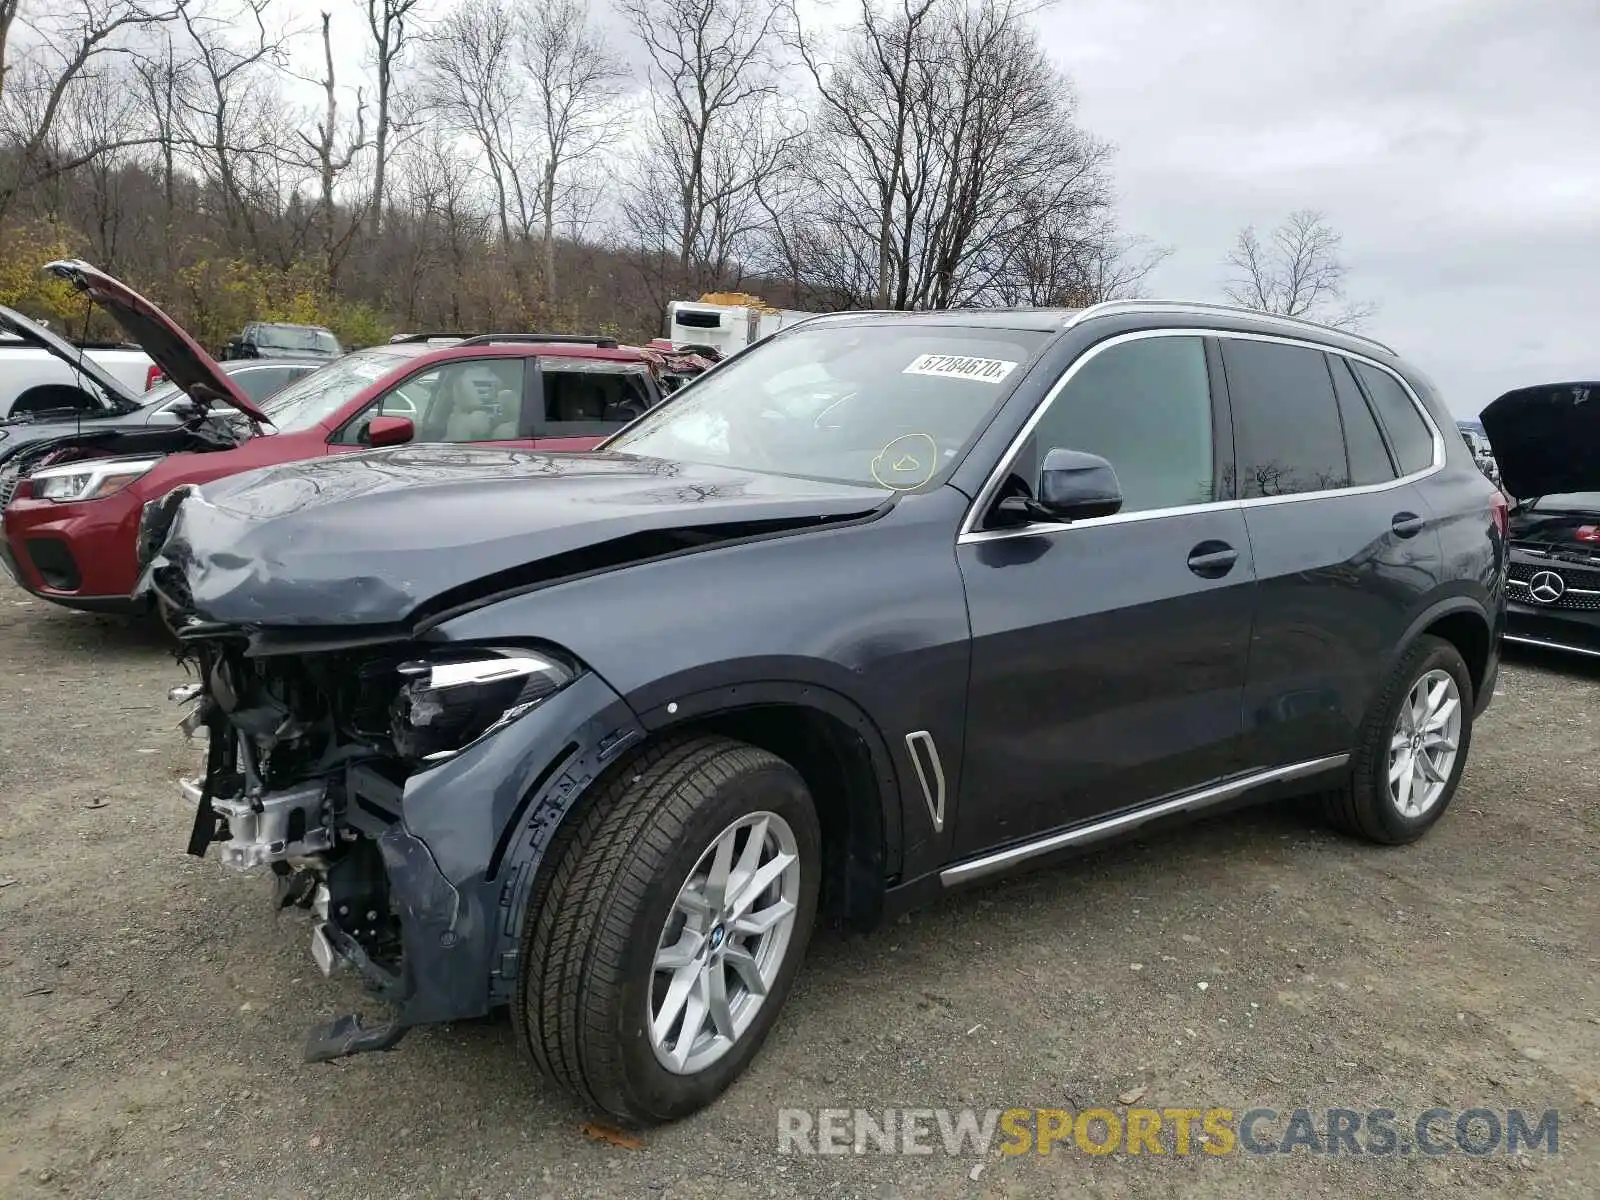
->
[[529, 357, 659, 450], [1224, 336, 1443, 771]]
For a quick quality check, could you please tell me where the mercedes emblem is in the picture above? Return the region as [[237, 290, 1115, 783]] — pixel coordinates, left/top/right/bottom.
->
[[1528, 570, 1566, 604]]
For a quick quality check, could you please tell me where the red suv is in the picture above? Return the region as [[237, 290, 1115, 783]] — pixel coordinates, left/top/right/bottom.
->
[[0, 262, 667, 613]]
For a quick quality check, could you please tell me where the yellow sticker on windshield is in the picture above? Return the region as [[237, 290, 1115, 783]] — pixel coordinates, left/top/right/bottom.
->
[[871, 433, 939, 491], [903, 353, 1018, 383]]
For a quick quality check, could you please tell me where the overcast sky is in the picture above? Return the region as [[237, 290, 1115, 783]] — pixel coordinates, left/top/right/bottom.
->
[[1033, 0, 1600, 417], [280, 0, 1597, 418]]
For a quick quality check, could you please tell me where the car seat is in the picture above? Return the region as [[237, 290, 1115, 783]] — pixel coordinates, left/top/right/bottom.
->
[[442, 372, 493, 441], [489, 389, 521, 439]]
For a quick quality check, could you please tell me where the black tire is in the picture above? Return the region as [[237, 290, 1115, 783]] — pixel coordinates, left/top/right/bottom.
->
[[515, 734, 821, 1125], [1324, 634, 1474, 844]]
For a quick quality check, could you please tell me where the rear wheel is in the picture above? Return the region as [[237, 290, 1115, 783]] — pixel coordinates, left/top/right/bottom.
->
[[516, 735, 820, 1125], [1325, 635, 1473, 844]]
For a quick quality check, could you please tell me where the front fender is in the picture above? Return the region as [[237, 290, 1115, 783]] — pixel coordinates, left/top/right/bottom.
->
[[394, 669, 645, 1014], [629, 677, 906, 881]]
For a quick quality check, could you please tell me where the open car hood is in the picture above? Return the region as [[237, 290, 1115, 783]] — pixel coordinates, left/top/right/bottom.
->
[[1481, 381, 1600, 500], [42, 260, 270, 424], [0, 305, 143, 416]]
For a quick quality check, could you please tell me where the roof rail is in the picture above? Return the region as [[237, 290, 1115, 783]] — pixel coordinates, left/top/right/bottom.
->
[[456, 333, 620, 349], [388, 331, 470, 344], [1066, 300, 1397, 356]]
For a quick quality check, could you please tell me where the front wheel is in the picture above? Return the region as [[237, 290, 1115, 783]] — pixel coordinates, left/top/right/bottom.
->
[[1325, 634, 1474, 844], [516, 735, 821, 1125]]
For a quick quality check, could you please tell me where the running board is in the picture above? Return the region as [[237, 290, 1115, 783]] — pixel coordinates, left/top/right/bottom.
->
[[1503, 634, 1600, 660], [939, 754, 1350, 887]]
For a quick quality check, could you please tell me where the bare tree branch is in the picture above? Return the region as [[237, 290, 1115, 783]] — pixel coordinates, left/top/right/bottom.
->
[[1223, 209, 1377, 329]]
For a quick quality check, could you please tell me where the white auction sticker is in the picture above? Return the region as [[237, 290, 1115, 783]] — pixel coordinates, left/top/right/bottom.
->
[[902, 353, 1018, 383]]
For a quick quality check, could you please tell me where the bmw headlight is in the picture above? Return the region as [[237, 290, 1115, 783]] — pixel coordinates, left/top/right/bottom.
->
[[31, 456, 162, 502], [390, 645, 579, 763]]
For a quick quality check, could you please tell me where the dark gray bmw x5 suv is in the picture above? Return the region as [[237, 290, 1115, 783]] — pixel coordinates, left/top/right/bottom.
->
[[138, 301, 1506, 1124]]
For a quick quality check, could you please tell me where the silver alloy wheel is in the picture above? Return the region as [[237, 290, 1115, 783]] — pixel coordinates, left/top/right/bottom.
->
[[1388, 668, 1462, 818], [649, 810, 802, 1075]]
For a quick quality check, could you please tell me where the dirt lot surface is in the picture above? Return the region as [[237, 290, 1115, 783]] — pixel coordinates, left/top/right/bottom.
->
[[1, 577, 1597, 1199]]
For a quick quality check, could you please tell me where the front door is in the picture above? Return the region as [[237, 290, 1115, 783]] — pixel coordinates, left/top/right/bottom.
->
[[953, 332, 1256, 856], [328, 357, 532, 451]]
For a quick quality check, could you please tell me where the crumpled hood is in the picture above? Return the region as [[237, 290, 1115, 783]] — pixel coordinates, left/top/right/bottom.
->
[[1480, 381, 1600, 499], [142, 446, 889, 627]]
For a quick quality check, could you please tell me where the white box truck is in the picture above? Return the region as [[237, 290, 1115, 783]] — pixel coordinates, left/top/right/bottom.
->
[[664, 294, 815, 357]]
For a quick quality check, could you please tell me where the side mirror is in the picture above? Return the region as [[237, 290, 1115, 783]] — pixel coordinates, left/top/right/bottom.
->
[[365, 415, 415, 447], [998, 448, 1123, 524]]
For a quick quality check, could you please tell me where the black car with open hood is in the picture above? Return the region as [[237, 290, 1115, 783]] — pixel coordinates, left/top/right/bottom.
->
[[1482, 380, 1600, 659], [137, 303, 1503, 1128]]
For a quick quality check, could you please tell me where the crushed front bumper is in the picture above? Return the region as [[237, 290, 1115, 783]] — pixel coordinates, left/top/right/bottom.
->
[[180, 670, 645, 1061]]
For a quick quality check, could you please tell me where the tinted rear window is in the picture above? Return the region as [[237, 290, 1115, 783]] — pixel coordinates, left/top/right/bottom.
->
[[1353, 363, 1434, 475], [1329, 355, 1397, 486], [1222, 338, 1349, 497]]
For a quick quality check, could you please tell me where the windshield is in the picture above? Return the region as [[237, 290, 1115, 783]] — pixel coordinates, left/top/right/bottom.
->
[[1527, 493, 1600, 513], [258, 349, 410, 432], [257, 325, 340, 353], [143, 380, 182, 407], [605, 323, 1046, 489]]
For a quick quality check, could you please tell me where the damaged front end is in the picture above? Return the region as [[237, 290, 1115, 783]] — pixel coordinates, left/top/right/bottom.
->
[[173, 625, 602, 1061]]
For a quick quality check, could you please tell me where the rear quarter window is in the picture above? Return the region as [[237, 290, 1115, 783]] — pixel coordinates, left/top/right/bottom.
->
[[1353, 362, 1435, 476]]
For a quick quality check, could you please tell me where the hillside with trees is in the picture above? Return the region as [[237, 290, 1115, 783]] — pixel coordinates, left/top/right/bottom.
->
[[0, 0, 1167, 349]]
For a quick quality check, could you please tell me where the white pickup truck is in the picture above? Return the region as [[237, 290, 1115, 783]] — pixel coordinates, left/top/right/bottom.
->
[[0, 330, 155, 418]]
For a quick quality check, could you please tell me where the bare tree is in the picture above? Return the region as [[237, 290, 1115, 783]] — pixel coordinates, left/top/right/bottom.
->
[[522, 0, 621, 305], [1223, 209, 1376, 329], [173, 0, 296, 252], [0, 0, 184, 222], [422, 0, 537, 263], [792, 0, 1115, 310], [363, 0, 423, 239], [0, 0, 21, 103], [617, 0, 795, 299], [132, 27, 186, 263], [296, 11, 368, 289], [1004, 208, 1169, 307]]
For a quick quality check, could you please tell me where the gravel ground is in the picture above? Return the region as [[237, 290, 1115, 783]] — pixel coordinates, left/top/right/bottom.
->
[[1, 576, 1596, 1199]]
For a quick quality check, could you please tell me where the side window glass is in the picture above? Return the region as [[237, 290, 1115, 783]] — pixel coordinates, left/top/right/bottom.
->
[[412, 359, 525, 442], [1328, 355, 1397, 485], [1223, 338, 1349, 497], [1352, 362, 1434, 475], [336, 360, 525, 444], [1012, 335, 1214, 515], [539, 361, 654, 431], [234, 368, 288, 402]]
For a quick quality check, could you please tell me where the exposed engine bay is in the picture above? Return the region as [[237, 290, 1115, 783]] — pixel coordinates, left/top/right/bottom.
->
[[174, 631, 581, 1057], [0, 417, 242, 501]]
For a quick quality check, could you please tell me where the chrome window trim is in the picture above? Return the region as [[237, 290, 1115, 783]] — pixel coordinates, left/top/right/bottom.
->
[[957, 328, 1446, 546], [1065, 299, 1399, 356]]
